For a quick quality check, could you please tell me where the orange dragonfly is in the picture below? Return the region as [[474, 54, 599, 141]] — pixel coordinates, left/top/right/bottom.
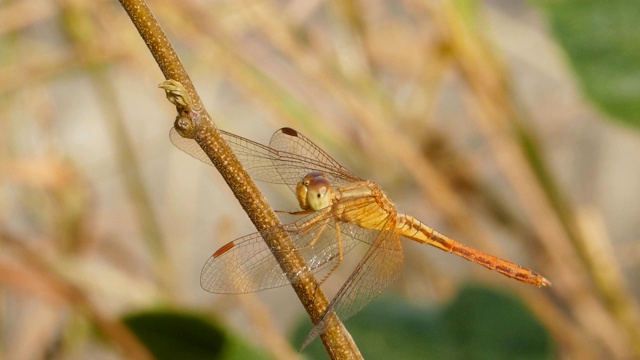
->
[[170, 126, 550, 346]]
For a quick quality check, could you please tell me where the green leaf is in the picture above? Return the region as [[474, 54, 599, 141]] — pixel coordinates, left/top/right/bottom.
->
[[122, 310, 271, 360], [535, 0, 640, 129], [292, 284, 554, 359], [440, 285, 554, 360]]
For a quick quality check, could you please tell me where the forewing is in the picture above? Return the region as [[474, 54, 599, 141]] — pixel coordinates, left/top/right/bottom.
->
[[170, 127, 362, 193], [267, 128, 362, 191], [169, 127, 213, 165], [170, 127, 283, 183]]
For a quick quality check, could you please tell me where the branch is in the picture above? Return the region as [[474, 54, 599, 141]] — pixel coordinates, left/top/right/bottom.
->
[[117, 0, 361, 358]]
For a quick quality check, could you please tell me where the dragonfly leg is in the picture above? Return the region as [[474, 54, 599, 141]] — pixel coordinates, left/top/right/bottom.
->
[[315, 221, 344, 288], [308, 221, 345, 307], [295, 217, 331, 250], [275, 209, 315, 216], [335, 220, 344, 264]]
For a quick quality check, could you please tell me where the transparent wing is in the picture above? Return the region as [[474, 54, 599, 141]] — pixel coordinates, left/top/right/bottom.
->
[[266, 128, 362, 190], [200, 197, 382, 294], [170, 127, 363, 194], [302, 226, 404, 348]]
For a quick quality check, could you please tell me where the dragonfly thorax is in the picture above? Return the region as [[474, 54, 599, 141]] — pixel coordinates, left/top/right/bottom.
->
[[296, 172, 334, 211]]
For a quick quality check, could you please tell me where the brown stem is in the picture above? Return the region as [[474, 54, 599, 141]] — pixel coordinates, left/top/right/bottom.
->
[[117, 0, 361, 358]]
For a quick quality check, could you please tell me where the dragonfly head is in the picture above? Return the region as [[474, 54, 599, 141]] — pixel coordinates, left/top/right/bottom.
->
[[296, 172, 334, 211]]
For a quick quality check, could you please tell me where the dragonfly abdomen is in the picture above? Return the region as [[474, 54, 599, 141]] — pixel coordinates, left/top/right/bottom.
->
[[396, 214, 551, 287], [396, 214, 455, 252]]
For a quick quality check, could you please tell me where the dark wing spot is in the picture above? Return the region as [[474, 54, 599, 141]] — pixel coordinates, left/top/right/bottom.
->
[[281, 127, 299, 137]]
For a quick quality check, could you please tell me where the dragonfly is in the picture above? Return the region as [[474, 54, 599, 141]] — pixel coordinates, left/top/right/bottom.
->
[[170, 126, 551, 346]]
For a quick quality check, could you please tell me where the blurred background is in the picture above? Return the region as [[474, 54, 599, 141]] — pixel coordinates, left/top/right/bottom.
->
[[1, 0, 639, 359]]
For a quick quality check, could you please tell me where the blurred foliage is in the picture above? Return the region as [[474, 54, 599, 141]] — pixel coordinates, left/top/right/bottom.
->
[[535, 0, 640, 129], [294, 284, 554, 360], [123, 310, 271, 360]]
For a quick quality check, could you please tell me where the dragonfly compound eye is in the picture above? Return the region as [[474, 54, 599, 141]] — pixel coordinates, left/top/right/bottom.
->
[[305, 175, 333, 211], [296, 172, 333, 211], [296, 181, 309, 209]]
